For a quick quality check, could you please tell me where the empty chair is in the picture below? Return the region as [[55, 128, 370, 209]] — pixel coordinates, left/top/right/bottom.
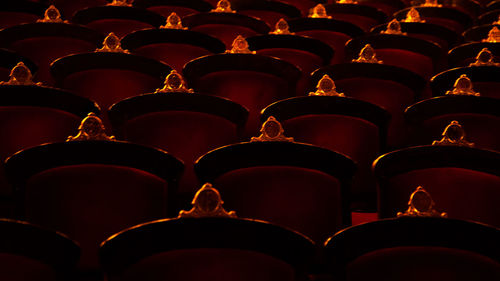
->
[[324, 2, 387, 32], [182, 0, 270, 48], [48, 0, 108, 19], [406, 73, 500, 151], [324, 187, 500, 281], [230, 0, 301, 27], [463, 22, 500, 42], [5, 113, 183, 270], [51, 33, 172, 128], [133, 0, 213, 18], [261, 74, 390, 211], [0, 6, 104, 86], [448, 27, 500, 67], [312, 45, 426, 148], [373, 121, 500, 227], [72, 1, 165, 38], [108, 70, 248, 208], [0, 49, 37, 82], [121, 12, 225, 72], [247, 18, 334, 95], [183, 36, 300, 137], [0, 218, 80, 281], [0, 1, 46, 29], [195, 117, 356, 242]]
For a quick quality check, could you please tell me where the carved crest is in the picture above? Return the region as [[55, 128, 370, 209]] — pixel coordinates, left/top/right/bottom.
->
[[404, 8, 425, 23], [421, 0, 442, 7], [469, 48, 499, 67], [397, 186, 447, 217], [155, 70, 194, 93], [352, 44, 383, 64], [160, 12, 187, 29], [178, 183, 237, 218], [226, 35, 255, 54], [432, 120, 474, 147], [251, 116, 294, 142], [107, 0, 132, 7], [309, 4, 331, 19], [445, 74, 479, 96], [37, 5, 68, 23], [270, 18, 294, 35], [0, 62, 42, 86], [211, 0, 235, 13], [67, 113, 115, 141], [95, 33, 130, 53], [483, 26, 500, 43], [309, 74, 345, 97], [381, 19, 407, 35]]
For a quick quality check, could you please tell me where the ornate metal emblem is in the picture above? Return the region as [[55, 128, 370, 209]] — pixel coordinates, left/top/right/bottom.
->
[[445, 74, 480, 96], [309, 74, 345, 97], [95, 33, 130, 53], [270, 18, 294, 35], [226, 35, 255, 54], [469, 48, 499, 67], [160, 12, 187, 29], [403, 8, 425, 23], [107, 0, 132, 7], [251, 116, 294, 142], [483, 26, 500, 43], [155, 70, 194, 93], [421, 0, 442, 7], [309, 4, 332, 19], [37, 5, 68, 23], [67, 113, 116, 141], [211, 0, 235, 13], [0, 62, 42, 86], [397, 186, 447, 217], [432, 120, 474, 147], [352, 44, 383, 64], [178, 183, 237, 218], [381, 19, 407, 35]]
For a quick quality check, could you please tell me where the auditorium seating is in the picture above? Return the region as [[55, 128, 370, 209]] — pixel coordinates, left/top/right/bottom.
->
[[0, 0, 499, 280]]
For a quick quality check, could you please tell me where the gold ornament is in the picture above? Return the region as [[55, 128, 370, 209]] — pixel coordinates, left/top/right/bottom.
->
[[309, 74, 345, 97], [432, 120, 474, 147], [251, 116, 294, 142], [178, 183, 237, 218], [397, 186, 447, 217], [160, 12, 187, 29], [37, 5, 68, 23], [95, 33, 130, 53], [226, 35, 255, 54], [0, 62, 42, 86], [155, 70, 194, 93], [67, 113, 115, 141], [352, 44, 383, 64]]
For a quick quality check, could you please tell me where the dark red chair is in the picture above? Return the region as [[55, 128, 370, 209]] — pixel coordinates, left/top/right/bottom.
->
[[355, 0, 405, 17], [325, 217, 500, 281], [463, 23, 500, 42], [0, 49, 37, 83], [5, 114, 184, 270], [0, 6, 104, 86], [0, 219, 80, 281], [477, 10, 500, 26], [133, 0, 213, 18], [324, 2, 387, 32], [72, 4, 165, 38], [270, 0, 324, 16], [183, 39, 300, 137], [108, 70, 248, 208], [121, 16, 225, 72], [394, 5, 473, 33], [195, 118, 356, 242], [99, 183, 316, 281], [261, 81, 390, 211], [230, 0, 301, 27], [0, 1, 46, 29]]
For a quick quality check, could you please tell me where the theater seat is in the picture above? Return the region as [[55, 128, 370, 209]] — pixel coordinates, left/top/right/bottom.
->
[[5, 114, 183, 270], [108, 70, 248, 208], [230, 0, 301, 27], [133, 0, 213, 18], [324, 2, 387, 32], [195, 117, 356, 242], [0, 218, 80, 281], [0, 49, 37, 83], [394, 4, 473, 33], [356, 0, 405, 17]]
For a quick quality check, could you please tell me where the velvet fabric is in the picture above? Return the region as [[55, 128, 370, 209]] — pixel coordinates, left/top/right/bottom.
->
[[85, 19, 156, 39], [190, 24, 262, 48], [0, 253, 57, 281], [296, 30, 352, 65], [0, 12, 39, 30]]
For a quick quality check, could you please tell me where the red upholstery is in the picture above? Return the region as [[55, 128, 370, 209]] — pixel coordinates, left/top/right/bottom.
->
[[296, 30, 351, 64], [145, 6, 200, 18], [422, 17, 465, 33], [190, 24, 262, 48], [473, 81, 500, 99], [25, 164, 168, 269], [0, 253, 57, 281], [49, 0, 108, 19], [85, 19, 155, 39], [0, 12, 39, 29], [111, 249, 295, 281], [214, 166, 343, 242], [328, 14, 378, 32], [239, 10, 291, 27], [375, 48, 435, 80]]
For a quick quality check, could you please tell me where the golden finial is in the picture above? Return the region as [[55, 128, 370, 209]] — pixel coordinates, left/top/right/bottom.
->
[[403, 8, 425, 23], [469, 48, 499, 67], [107, 0, 133, 7], [211, 0, 235, 13], [445, 74, 480, 96], [421, 0, 442, 7], [338, 0, 358, 4], [37, 5, 68, 23], [432, 120, 474, 147], [309, 74, 345, 97], [397, 186, 447, 218], [160, 12, 187, 29], [67, 113, 115, 141], [178, 183, 237, 218], [0, 62, 42, 86], [155, 70, 194, 93], [309, 4, 332, 19], [95, 33, 130, 53], [270, 18, 294, 35], [226, 35, 255, 54], [352, 44, 383, 64], [251, 116, 294, 142], [381, 19, 407, 35], [483, 26, 500, 43]]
